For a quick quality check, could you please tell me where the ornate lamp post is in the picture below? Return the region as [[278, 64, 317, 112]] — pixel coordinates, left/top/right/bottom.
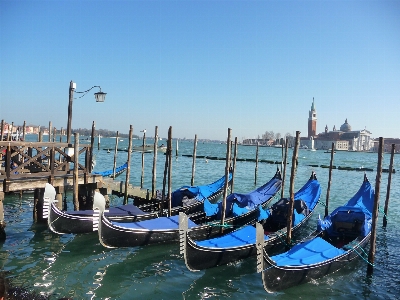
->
[[66, 80, 106, 144]]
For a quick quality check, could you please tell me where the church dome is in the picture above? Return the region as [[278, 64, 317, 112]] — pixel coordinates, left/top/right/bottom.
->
[[340, 119, 352, 132]]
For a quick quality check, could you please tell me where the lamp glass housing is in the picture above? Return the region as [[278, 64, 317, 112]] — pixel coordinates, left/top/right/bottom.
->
[[94, 92, 106, 102]]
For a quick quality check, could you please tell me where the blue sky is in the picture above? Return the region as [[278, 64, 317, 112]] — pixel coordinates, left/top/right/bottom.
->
[[1, 0, 399, 141]]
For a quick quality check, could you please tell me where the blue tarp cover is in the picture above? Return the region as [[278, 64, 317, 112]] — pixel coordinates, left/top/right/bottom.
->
[[291, 178, 321, 212], [272, 237, 346, 266], [227, 177, 282, 209], [317, 180, 374, 237], [203, 175, 281, 218], [67, 204, 145, 216], [93, 162, 128, 177], [170, 172, 232, 207], [196, 225, 269, 248], [262, 177, 321, 225], [191, 176, 319, 251], [111, 215, 197, 230]]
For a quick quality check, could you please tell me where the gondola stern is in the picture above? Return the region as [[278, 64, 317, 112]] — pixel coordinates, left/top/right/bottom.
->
[[256, 222, 277, 273], [47, 207, 67, 235], [178, 212, 188, 255], [43, 183, 56, 220], [98, 211, 117, 249]]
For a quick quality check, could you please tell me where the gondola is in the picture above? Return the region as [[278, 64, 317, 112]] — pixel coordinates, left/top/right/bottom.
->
[[92, 161, 128, 178], [257, 174, 374, 292], [43, 172, 231, 234], [98, 169, 282, 248], [180, 172, 321, 271]]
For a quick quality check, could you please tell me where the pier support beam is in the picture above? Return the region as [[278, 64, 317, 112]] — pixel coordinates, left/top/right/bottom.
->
[[78, 184, 95, 210], [55, 186, 64, 210], [99, 188, 110, 207], [33, 188, 45, 222], [0, 192, 5, 240]]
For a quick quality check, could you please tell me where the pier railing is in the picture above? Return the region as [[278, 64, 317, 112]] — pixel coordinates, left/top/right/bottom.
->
[[0, 141, 92, 186]]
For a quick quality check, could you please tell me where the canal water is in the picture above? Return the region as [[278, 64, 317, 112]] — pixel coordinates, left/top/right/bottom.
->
[[1, 136, 399, 299]]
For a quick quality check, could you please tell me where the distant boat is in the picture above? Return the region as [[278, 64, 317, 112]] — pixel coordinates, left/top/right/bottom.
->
[[132, 144, 167, 153]]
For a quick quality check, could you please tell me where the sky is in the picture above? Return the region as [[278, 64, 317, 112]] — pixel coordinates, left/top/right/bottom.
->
[[1, 0, 399, 141]]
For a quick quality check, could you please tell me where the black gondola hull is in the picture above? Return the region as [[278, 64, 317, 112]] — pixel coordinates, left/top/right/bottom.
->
[[48, 206, 95, 234], [48, 203, 158, 234], [261, 234, 371, 292], [99, 171, 281, 248], [99, 195, 276, 248], [99, 214, 180, 247], [184, 209, 315, 271]]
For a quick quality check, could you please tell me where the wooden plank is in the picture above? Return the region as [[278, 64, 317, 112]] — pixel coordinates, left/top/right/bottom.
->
[[1, 174, 103, 192]]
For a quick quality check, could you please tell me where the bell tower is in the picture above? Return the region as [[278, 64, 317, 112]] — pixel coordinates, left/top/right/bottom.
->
[[308, 97, 317, 138]]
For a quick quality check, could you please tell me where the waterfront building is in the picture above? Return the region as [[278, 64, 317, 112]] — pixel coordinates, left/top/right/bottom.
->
[[301, 99, 373, 151], [371, 138, 400, 153], [308, 97, 317, 138]]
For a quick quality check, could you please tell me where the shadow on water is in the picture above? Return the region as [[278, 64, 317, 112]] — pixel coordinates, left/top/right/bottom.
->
[[84, 242, 186, 299]]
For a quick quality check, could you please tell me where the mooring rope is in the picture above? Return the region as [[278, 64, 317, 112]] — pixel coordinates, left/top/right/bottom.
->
[[378, 208, 389, 220], [352, 244, 374, 267]]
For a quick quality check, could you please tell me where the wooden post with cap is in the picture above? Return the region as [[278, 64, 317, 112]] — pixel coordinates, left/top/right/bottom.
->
[[325, 142, 335, 217], [383, 143, 395, 227], [286, 131, 300, 246], [367, 137, 383, 274]]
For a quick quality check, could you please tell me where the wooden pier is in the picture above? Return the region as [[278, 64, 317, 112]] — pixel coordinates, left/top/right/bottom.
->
[[0, 138, 157, 239], [101, 177, 149, 199], [0, 140, 102, 239]]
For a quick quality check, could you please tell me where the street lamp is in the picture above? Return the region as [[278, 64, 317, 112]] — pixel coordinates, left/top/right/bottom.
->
[[66, 80, 106, 144]]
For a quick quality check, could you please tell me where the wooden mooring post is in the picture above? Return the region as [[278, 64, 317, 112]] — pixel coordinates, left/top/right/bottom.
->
[[286, 131, 300, 246], [90, 121, 95, 173], [231, 137, 238, 194], [281, 139, 284, 172], [73, 133, 80, 210], [325, 142, 335, 217], [160, 128, 170, 217], [124, 125, 133, 205], [368, 137, 383, 274], [191, 134, 198, 186], [48, 121, 52, 142], [383, 143, 395, 227], [0, 191, 5, 240], [113, 131, 119, 180], [7, 122, 12, 141], [22, 120, 26, 141], [0, 120, 4, 141], [220, 128, 232, 234], [167, 126, 173, 216], [151, 126, 158, 198], [141, 130, 146, 188], [281, 137, 288, 199], [53, 127, 57, 142], [254, 142, 259, 186]]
